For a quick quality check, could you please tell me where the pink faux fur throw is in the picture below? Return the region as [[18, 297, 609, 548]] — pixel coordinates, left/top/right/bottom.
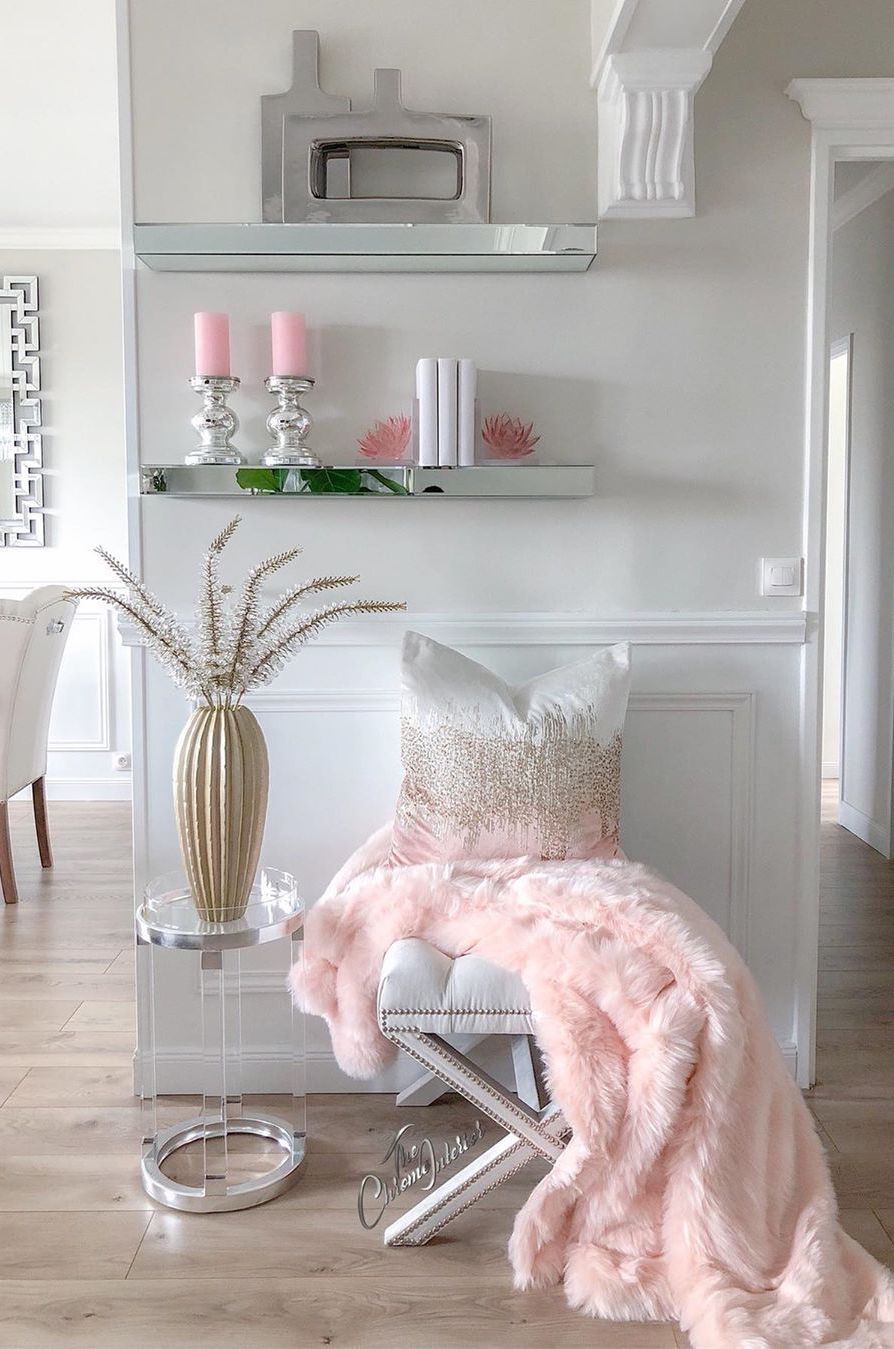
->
[[292, 826, 894, 1348]]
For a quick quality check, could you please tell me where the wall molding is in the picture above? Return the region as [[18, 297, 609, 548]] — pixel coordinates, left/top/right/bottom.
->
[[119, 610, 807, 650], [831, 162, 894, 231], [787, 79, 894, 129], [48, 609, 113, 753], [631, 692, 753, 957], [0, 227, 120, 251]]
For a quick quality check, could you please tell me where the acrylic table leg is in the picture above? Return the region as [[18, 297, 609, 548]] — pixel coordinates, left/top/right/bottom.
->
[[200, 948, 228, 1196], [136, 934, 157, 1152], [224, 948, 243, 1128], [290, 928, 306, 1156]]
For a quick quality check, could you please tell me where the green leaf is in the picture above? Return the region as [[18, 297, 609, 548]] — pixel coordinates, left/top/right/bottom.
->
[[236, 467, 289, 494], [365, 469, 409, 495], [298, 468, 365, 494]]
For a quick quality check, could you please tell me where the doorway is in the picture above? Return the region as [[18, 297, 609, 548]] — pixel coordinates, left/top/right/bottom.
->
[[823, 163, 894, 861]]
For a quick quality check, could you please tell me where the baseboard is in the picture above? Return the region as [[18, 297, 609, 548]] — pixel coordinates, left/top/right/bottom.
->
[[13, 776, 132, 803], [140, 1047, 416, 1095], [838, 799, 891, 858], [778, 1039, 798, 1080], [141, 1038, 800, 1095]]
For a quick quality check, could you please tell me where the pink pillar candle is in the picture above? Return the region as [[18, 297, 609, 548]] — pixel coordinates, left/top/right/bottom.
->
[[194, 312, 231, 377], [271, 311, 308, 377]]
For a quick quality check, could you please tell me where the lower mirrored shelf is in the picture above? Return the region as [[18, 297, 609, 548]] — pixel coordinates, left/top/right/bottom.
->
[[140, 464, 595, 498]]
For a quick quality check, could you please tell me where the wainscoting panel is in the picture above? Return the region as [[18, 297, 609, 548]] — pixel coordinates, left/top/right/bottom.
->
[[48, 608, 112, 752], [132, 618, 803, 1091]]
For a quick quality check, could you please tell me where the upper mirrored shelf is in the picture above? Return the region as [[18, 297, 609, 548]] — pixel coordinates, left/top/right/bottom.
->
[[132, 223, 597, 273], [140, 464, 595, 498]]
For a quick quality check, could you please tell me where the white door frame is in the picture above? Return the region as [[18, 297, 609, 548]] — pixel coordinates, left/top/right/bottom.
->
[[787, 79, 894, 1086]]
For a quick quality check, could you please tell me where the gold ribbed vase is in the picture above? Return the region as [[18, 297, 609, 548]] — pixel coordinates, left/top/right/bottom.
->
[[173, 706, 269, 922]]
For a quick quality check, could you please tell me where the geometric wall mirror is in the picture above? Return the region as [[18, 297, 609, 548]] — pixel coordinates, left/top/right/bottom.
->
[[0, 276, 43, 547]]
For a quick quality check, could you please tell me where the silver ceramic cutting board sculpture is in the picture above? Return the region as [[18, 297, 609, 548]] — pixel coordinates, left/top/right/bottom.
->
[[261, 31, 492, 224]]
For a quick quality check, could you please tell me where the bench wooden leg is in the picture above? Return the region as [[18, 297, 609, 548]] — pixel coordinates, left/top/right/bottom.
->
[[0, 801, 18, 904], [32, 776, 52, 869]]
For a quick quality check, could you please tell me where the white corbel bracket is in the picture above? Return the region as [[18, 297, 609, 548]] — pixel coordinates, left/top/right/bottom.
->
[[598, 48, 713, 219]]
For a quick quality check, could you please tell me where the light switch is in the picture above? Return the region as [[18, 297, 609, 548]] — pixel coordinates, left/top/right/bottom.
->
[[760, 557, 803, 597]]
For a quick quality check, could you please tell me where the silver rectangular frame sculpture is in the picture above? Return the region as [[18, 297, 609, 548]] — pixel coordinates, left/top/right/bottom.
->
[[262, 31, 492, 224], [0, 276, 43, 548]]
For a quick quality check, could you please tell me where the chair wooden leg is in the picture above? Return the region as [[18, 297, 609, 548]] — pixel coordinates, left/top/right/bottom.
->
[[0, 801, 18, 904], [32, 777, 52, 869]]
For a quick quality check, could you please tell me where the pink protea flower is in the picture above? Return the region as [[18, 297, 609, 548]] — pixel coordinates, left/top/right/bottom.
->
[[481, 413, 540, 459], [358, 415, 412, 462]]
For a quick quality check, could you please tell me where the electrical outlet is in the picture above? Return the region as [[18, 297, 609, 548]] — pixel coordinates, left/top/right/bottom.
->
[[760, 557, 803, 597], [114, 753, 132, 771]]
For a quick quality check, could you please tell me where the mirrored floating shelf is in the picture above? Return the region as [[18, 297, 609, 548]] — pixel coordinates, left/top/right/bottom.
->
[[140, 464, 595, 498], [132, 223, 597, 273]]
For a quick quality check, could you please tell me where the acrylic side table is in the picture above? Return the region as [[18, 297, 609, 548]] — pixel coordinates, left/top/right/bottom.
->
[[136, 868, 305, 1212]]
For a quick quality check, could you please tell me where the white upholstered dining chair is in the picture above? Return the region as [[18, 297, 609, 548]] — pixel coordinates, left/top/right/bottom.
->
[[0, 586, 77, 904]]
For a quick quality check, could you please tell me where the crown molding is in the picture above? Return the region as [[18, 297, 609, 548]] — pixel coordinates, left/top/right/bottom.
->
[[831, 162, 894, 231], [0, 227, 120, 251], [591, 0, 746, 219], [787, 78, 894, 129]]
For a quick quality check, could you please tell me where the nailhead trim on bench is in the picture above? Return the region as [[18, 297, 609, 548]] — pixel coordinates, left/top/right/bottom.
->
[[381, 1007, 531, 1016], [383, 1026, 558, 1153], [388, 1140, 533, 1244]]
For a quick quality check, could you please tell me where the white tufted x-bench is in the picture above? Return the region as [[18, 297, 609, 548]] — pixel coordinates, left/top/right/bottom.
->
[[377, 937, 569, 1247]]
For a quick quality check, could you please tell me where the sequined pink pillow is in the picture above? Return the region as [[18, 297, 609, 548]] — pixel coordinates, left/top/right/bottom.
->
[[390, 634, 631, 866]]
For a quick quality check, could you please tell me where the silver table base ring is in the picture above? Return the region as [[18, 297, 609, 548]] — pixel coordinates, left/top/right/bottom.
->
[[142, 1113, 307, 1212]]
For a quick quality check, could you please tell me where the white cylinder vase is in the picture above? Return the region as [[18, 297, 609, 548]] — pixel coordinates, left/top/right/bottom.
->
[[173, 706, 269, 922]]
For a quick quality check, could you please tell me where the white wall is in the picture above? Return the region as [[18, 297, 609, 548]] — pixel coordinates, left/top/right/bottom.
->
[[123, 0, 894, 1090], [830, 187, 894, 856], [0, 1, 120, 237], [0, 251, 131, 798]]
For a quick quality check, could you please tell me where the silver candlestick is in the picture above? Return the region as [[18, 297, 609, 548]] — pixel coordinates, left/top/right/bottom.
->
[[262, 376, 321, 468], [186, 376, 244, 465]]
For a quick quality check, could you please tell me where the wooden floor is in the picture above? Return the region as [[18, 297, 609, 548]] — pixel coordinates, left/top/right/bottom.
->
[[0, 792, 891, 1347]]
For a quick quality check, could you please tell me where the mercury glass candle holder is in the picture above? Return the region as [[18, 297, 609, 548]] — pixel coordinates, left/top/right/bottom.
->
[[185, 375, 245, 466], [262, 376, 321, 468]]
